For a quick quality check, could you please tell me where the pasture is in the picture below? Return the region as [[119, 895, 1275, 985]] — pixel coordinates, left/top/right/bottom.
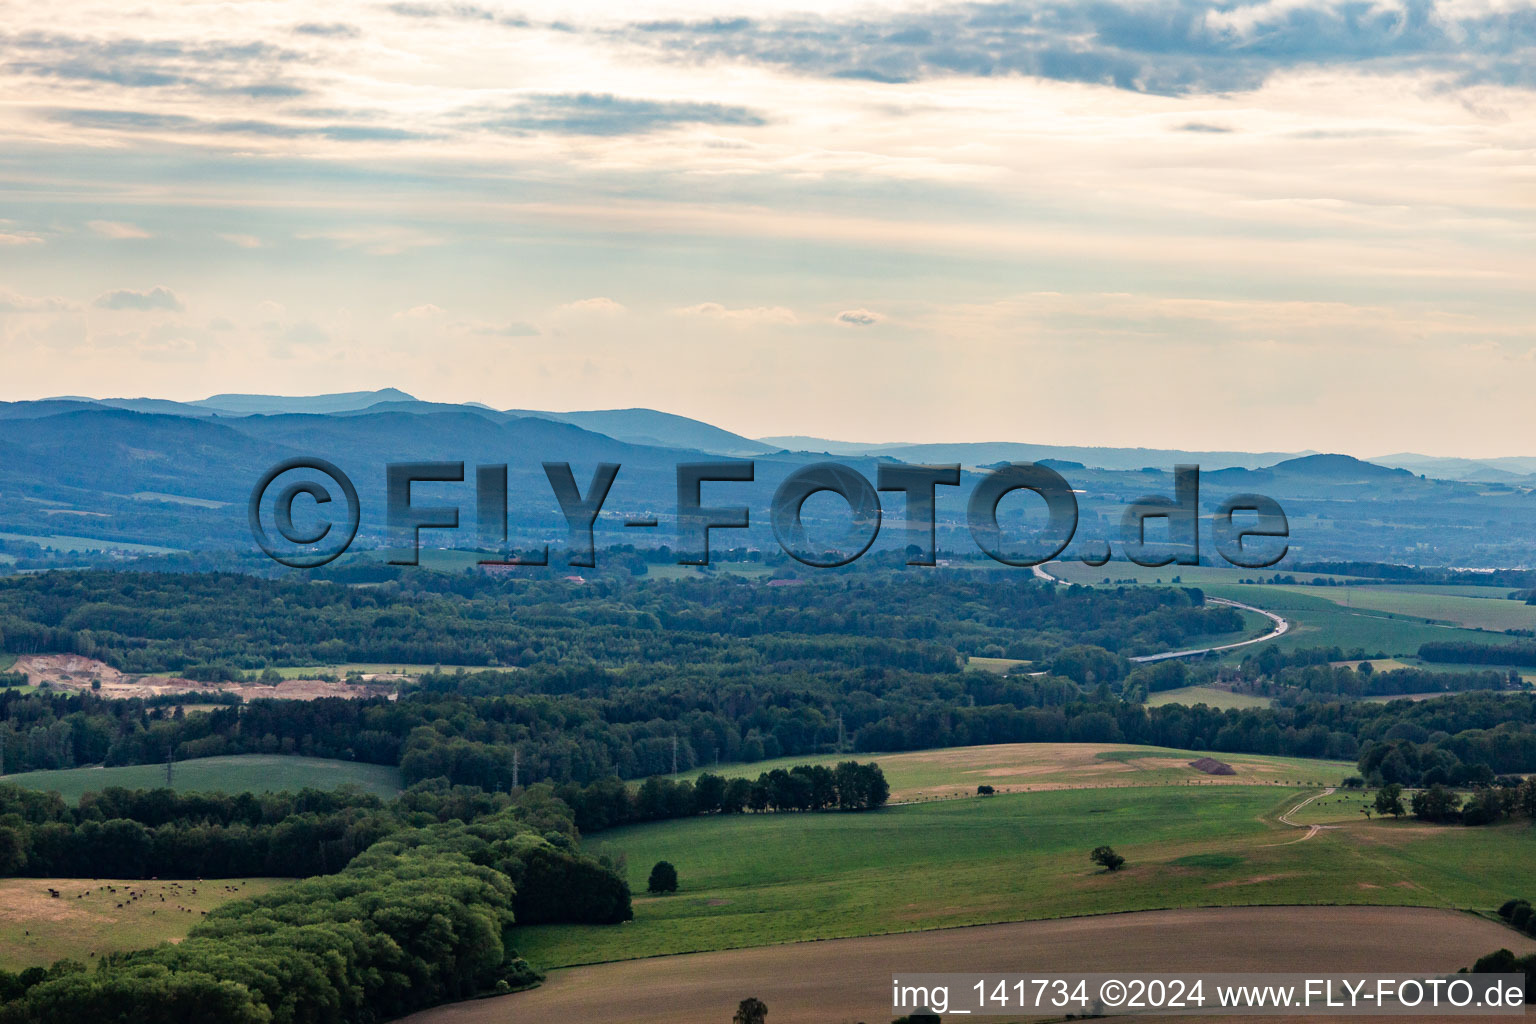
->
[[1040, 562, 1526, 660], [0, 877, 287, 971], [966, 655, 1031, 674], [0, 532, 181, 555], [1, 755, 403, 803], [1263, 584, 1536, 632], [522, 776, 1536, 969], [666, 743, 1351, 802], [1196, 584, 1512, 657], [1145, 685, 1274, 710]]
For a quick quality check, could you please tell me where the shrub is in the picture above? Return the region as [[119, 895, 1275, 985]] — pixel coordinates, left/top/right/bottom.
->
[[1498, 898, 1529, 920], [1090, 845, 1125, 872], [647, 860, 678, 894]]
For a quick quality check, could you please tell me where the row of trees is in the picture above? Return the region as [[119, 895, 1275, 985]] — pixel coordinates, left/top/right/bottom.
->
[[1370, 777, 1536, 826], [1420, 641, 1536, 668], [552, 762, 890, 832]]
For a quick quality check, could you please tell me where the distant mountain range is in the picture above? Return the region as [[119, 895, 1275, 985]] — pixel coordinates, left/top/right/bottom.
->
[[3, 389, 1535, 567], [15, 388, 1339, 470]]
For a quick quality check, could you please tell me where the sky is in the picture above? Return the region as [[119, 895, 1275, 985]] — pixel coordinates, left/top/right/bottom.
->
[[0, 0, 1532, 457]]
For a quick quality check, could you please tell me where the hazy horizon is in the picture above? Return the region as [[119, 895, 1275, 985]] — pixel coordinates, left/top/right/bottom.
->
[[7, 386, 1530, 464], [2, 0, 1532, 456]]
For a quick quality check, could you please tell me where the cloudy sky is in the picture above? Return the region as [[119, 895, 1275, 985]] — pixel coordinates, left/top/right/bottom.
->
[[0, 0, 1532, 455]]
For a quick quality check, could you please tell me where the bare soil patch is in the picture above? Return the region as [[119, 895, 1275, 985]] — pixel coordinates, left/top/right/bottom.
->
[[1189, 756, 1236, 775], [405, 907, 1533, 1024], [14, 655, 393, 703]]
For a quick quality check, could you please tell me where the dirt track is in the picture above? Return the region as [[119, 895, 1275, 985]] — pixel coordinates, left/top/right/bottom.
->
[[403, 906, 1533, 1024], [1268, 787, 1342, 845]]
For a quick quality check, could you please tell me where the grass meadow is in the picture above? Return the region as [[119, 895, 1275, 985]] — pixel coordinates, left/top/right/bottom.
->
[[1042, 561, 1528, 660], [1, 755, 403, 803], [1145, 685, 1274, 710], [522, 783, 1536, 969], [0, 877, 287, 971], [660, 743, 1352, 802]]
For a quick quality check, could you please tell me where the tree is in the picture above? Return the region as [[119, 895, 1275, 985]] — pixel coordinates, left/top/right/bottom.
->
[[1374, 783, 1405, 819], [1411, 784, 1461, 823], [1460, 788, 1502, 826], [977, 785, 995, 795], [1090, 845, 1125, 872], [733, 996, 767, 1024], [1518, 777, 1536, 818], [647, 860, 678, 894]]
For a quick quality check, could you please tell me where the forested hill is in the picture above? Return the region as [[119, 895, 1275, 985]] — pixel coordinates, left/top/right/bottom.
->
[[0, 569, 1239, 673], [0, 571, 1533, 792]]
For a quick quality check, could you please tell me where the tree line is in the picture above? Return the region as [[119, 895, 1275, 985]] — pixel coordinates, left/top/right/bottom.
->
[[552, 762, 890, 832]]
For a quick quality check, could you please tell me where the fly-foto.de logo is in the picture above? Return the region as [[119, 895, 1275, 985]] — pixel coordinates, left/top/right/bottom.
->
[[249, 459, 1288, 571]]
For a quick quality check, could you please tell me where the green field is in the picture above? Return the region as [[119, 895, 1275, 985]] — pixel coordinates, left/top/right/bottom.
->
[[661, 743, 1351, 802], [130, 491, 228, 509], [1146, 685, 1274, 710], [1042, 562, 1526, 659], [1263, 585, 1536, 632], [268, 663, 505, 679], [1, 755, 403, 802], [0, 877, 287, 971], [1045, 561, 1360, 587], [0, 653, 14, 671], [966, 656, 1031, 674], [1194, 585, 1514, 658], [0, 532, 181, 555], [520, 784, 1536, 969]]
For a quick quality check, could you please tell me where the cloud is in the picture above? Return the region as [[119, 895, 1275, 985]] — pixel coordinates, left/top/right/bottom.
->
[[296, 226, 445, 255], [220, 233, 263, 248], [2, 32, 309, 99], [1176, 122, 1234, 133], [616, 0, 1536, 96], [467, 321, 540, 336], [283, 321, 328, 345], [557, 297, 626, 315], [0, 290, 76, 313], [50, 108, 428, 142], [293, 23, 361, 38], [0, 231, 43, 246], [483, 93, 767, 136], [88, 220, 151, 239], [386, 3, 529, 27], [393, 304, 446, 319], [676, 302, 798, 325], [836, 309, 883, 326], [94, 286, 184, 311]]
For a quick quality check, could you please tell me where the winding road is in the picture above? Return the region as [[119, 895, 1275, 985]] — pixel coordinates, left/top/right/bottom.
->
[[1030, 562, 1290, 664]]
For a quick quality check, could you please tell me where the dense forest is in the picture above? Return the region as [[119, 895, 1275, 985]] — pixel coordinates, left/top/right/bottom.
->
[[0, 570, 1243, 672], [4, 661, 1535, 794], [0, 568, 1532, 789]]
